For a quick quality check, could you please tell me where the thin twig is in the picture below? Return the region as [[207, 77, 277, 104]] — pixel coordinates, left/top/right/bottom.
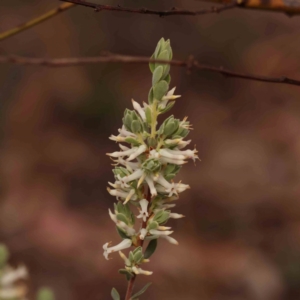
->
[[0, 53, 299, 87], [198, 0, 300, 16], [0, 3, 75, 42], [60, 0, 238, 17]]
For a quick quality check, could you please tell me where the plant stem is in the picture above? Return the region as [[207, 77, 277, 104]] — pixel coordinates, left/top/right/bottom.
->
[[150, 101, 158, 138], [125, 186, 151, 299], [125, 275, 136, 300]]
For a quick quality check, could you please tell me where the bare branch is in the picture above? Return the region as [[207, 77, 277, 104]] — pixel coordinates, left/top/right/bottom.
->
[[198, 0, 300, 16], [60, 0, 239, 17], [0, 3, 75, 42], [0, 53, 299, 87]]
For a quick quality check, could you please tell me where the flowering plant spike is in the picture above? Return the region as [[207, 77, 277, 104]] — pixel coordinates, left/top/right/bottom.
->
[[105, 38, 198, 300]]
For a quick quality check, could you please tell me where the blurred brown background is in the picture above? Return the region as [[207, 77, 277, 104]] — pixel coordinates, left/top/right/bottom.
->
[[1, 1, 300, 299]]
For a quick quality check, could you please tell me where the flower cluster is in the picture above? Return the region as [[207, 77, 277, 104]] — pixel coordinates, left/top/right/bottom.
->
[[0, 244, 55, 300], [0, 244, 28, 300], [104, 38, 198, 291]]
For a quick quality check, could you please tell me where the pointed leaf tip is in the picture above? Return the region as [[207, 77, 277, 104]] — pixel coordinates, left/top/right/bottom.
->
[[111, 288, 120, 300], [130, 283, 152, 300]]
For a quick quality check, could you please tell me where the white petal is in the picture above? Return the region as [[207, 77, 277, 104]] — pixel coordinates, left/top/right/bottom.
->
[[161, 235, 179, 245], [145, 176, 157, 197], [149, 229, 173, 236], [132, 99, 146, 121], [124, 189, 136, 204], [132, 266, 153, 276], [139, 228, 148, 240], [169, 213, 185, 219], [123, 169, 144, 183], [127, 145, 147, 161]]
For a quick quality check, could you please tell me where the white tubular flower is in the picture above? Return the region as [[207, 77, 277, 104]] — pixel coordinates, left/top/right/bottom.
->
[[155, 175, 179, 197], [154, 175, 190, 197], [164, 148, 199, 162], [179, 116, 192, 129], [132, 99, 146, 121], [161, 235, 179, 245], [137, 199, 149, 222], [123, 169, 144, 183], [116, 174, 130, 188], [145, 175, 157, 197], [0, 266, 28, 286], [169, 213, 185, 219], [118, 125, 137, 137], [162, 87, 181, 101], [113, 157, 140, 171], [149, 229, 173, 236], [159, 157, 187, 165], [108, 209, 118, 223], [109, 135, 127, 142], [119, 251, 131, 266], [107, 187, 129, 198], [177, 139, 192, 149], [132, 266, 153, 276], [124, 189, 136, 204], [107, 187, 137, 201], [127, 145, 147, 161], [137, 172, 147, 187], [159, 149, 185, 161], [150, 149, 186, 165], [139, 228, 148, 240], [159, 87, 181, 110], [119, 144, 130, 151], [107, 147, 138, 158], [103, 239, 132, 260], [158, 226, 172, 230], [174, 183, 190, 193], [154, 174, 172, 188]]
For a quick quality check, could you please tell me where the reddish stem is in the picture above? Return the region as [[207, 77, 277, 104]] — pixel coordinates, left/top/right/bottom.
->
[[124, 186, 152, 299]]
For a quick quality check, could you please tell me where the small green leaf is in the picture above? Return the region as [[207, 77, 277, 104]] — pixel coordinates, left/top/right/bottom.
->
[[125, 137, 141, 146], [36, 288, 55, 300], [147, 137, 157, 148], [154, 38, 163, 58], [131, 120, 142, 134], [144, 239, 157, 259], [147, 221, 158, 231], [116, 226, 130, 239], [116, 213, 129, 225], [148, 88, 154, 104], [133, 251, 144, 264], [149, 54, 155, 73], [145, 107, 152, 125], [111, 288, 120, 300], [130, 283, 152, 300], [164, 74, 171, 84], [156, 50, 169, 63], [162, 64, 170, 79], [163, 120, 179, 137], [159, 101, 175, 114], [153, 80, 169, 101], [152, 66, 163, 86], [119, 269, 134, 281]]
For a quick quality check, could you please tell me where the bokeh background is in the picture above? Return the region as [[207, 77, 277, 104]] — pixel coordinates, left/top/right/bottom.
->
[[1, 1, 300, 299]]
